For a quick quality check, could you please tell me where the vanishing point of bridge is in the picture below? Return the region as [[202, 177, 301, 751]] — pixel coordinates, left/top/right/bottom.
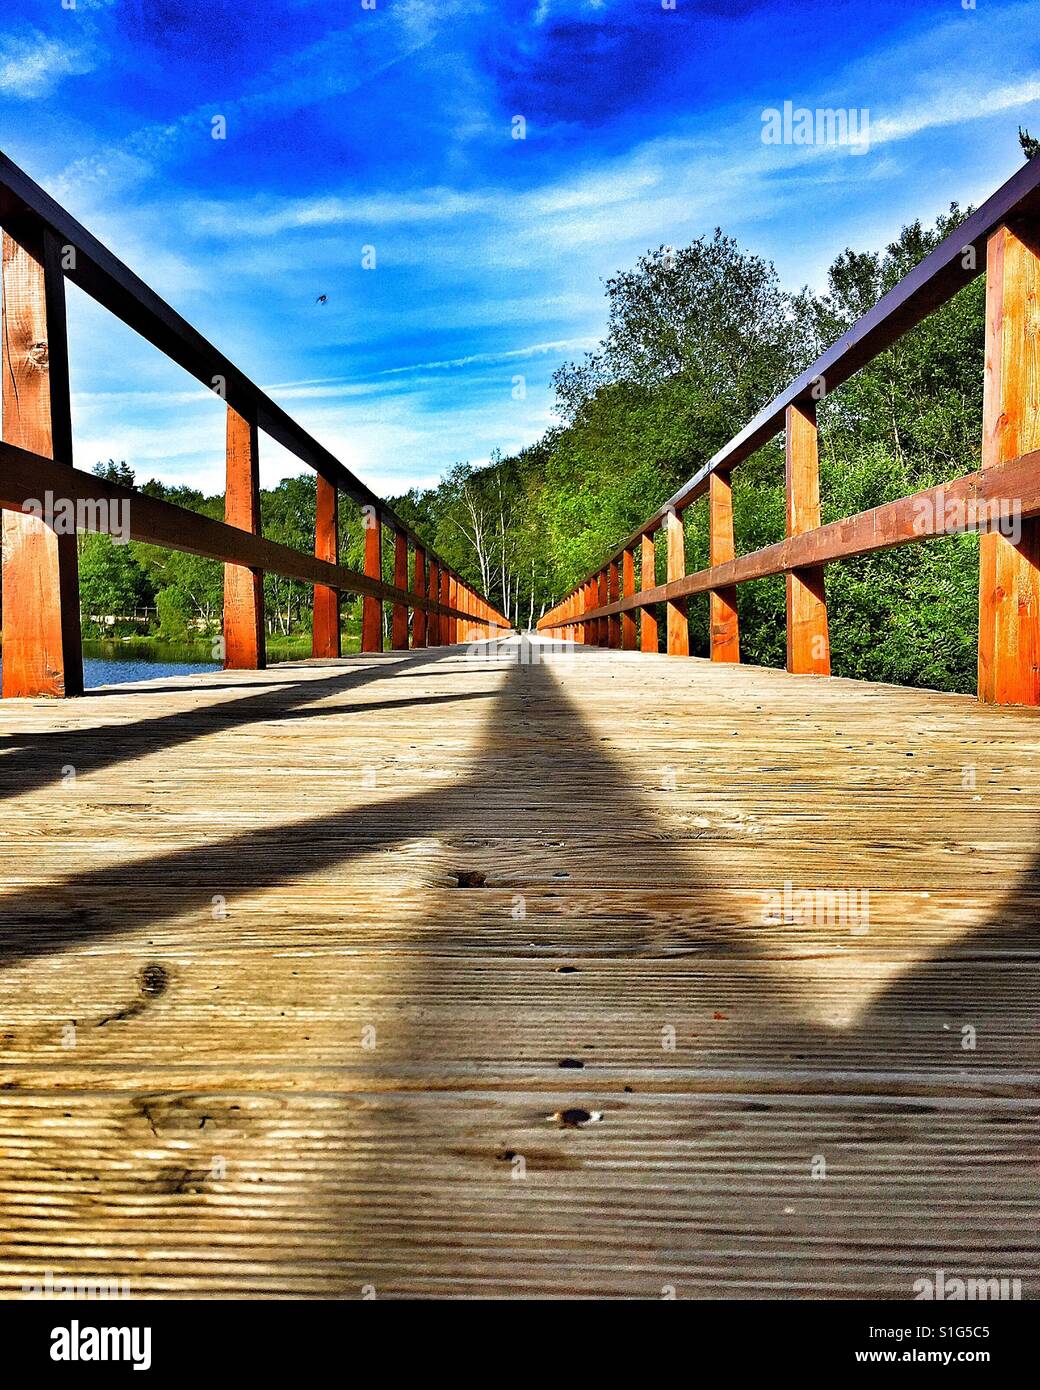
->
[[1, 151, 1040, 1297]]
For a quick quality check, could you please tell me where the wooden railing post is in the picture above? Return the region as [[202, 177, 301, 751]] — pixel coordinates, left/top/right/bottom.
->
[[392, 530, 409, 649], [979, 221, 1040, 704], [621, 547, 637, 650], [428, 560, 440, 645], [597, 570, 608, 645], [1, 227, 83, 697], [608, 559, 621, 647], [448, 573, 458, 643], [440, 567, 451, 644], [224, 404, 266, 669], [784, 401, 829, 675], [665, 509, 689, 656], [361, 508, 383, 652], [413, 545, 427, 648], [708, 470, 740, 663], [640, 533, 658, 653], [312, 476, 340, 658]]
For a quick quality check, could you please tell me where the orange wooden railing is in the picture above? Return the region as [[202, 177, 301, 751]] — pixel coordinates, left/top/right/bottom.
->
[[0, 150, 509, 698], [538, 158, 1040, 707]]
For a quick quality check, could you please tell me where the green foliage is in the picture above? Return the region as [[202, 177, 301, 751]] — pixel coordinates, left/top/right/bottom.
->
[[78, 533, 151, 628], [71, 197, 992, 690], [155, 586, 191, 641], [75, 463, 328, 642], [395, 200, 988, 694]]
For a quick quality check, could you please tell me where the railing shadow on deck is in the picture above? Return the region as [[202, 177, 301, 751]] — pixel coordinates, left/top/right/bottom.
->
[[1, 640, 1038, 1292], [0, 646, 466, 812]]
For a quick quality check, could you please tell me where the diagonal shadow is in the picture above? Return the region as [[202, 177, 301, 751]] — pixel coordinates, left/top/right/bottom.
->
[[0, 643, 724, 970], [3, 637, 1038, 1296], [0, 646, 461, 809]]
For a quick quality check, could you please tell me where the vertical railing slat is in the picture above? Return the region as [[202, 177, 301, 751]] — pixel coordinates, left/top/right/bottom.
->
[[665, 509, 689, 656], [1, 226, 83, 697], [312, 476, 340, 658], [608, 559, 621, 647], [621, 546, 637, 650], [428, 560, 441, 645], [361, 509, 383, 652], [979, 221, 1040, 704], [391, 530, 409, 649], [225, 404, 266, 669], [784, 401, 829, 675], [708, 470, 740, 663], [413, 545, 427, 648], [640, 533, 658, 653]]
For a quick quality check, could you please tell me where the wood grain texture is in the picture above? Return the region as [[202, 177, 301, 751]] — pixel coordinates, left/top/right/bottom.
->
[[1, 228, 82, 698], [311, 478, 340, 660], [621, 549, 637, 650], [785, 401, 829, 676], [640, 534, 658, 654], [391, 532, 409, 650], [3, 639, 1038, 1297], [412, 546, 427, 649], [608, 561, 621, 648], [428, 561, 441, 646], [708, 471, 739, 664], [361, 513, 383, 654], [666, 510, 689, 656], [979, 222, 1040, 705], [223, 406, 265, 671]]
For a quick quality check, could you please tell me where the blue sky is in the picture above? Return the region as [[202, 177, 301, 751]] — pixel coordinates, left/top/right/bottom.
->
[[1, 0, 1038, 496]]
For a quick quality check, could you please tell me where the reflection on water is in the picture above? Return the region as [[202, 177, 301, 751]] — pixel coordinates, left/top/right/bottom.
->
[[82, 640, 221, 688], [0, 640, 220, 690]]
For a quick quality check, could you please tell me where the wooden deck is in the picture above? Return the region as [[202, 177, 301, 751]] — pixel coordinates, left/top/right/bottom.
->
[[1, 636, 1039, 1299]]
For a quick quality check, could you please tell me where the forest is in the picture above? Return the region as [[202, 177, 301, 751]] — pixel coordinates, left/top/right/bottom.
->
[[73, 185, 1014, 693]]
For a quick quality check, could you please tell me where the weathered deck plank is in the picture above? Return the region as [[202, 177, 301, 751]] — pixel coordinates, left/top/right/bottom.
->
[[1, 639, 1038, 1297]]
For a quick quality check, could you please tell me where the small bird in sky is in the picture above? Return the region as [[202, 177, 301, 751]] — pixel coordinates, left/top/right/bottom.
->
[[316, 293, 328, 304]]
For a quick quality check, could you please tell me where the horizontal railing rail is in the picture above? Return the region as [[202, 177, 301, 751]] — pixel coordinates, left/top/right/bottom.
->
[[566, 448, 1040, 620], [0, 149, 509, 697], [538, 157, 1040, 707], [0, 442, 487, 627]]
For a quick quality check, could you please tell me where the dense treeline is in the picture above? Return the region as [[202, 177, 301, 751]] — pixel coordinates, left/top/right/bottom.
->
[[77, 466, 377, 647], [76, 201, 991, 690], [393, 204, 986, 693]]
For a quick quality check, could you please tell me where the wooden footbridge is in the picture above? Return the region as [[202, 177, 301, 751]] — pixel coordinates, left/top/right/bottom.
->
[[1, 152, 1040, 1299]]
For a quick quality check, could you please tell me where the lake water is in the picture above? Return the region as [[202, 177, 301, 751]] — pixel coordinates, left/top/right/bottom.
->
[[0, 640, 221, 691], [82, 640, 221, 687]]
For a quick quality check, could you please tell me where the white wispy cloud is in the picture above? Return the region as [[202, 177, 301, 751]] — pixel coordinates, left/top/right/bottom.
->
[[871, 77, 1040, 146], [0, 30, 93, 98]]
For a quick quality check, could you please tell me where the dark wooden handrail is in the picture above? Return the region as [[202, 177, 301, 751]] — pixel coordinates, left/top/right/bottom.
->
[[0, 149, 509, 697], [0, 442, 484, 627], [565, 449, 1040, 621], [539, 157, 1040, 708]]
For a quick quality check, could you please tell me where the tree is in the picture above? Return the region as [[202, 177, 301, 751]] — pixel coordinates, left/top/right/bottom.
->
[[1019, 126, 1040, 160], [395, 201, 989, 692], [78, 532, 152, 627]]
